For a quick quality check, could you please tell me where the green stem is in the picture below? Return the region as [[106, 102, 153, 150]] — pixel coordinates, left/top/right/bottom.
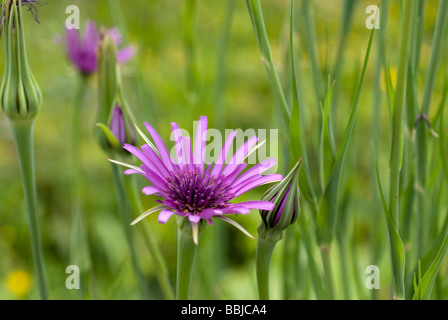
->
[[421, 0, 448, 115], [111, 164, 151, 299], [337, 237, 351, 299], [320, 246, 335, 300], [388, 0, 417, 300], [246, 0, 290, 122], [298, 211, 325, 299], [389, 0, 416, 228], [282, 226, 295, 299], [122, 173, 175, 300], [214, 0, 236, 129], [301, 0, 324, 102], [10, 120, 48, 300], [256, 237, 276, 300], [176, 223, 197, 300], [70, 74, 90, 299], [414, 0, 448, 263], [184, 0, 198, 102]]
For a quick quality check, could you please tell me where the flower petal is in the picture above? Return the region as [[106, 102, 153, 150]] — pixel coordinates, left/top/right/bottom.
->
[[158, 209, 176, 224], [193, 116, 208, 173], [221, 136, 258, 177], [142, 186, 159, 196], [130, 205, 169, 225], [230, 174, 283, 198], [144, 122, 174, 171], [221, 206, 251, 215], [234, 200, 275, 211], [117, 45, 137, 63], [200, 209, 223, 220], [188, 214, 201, 224], [233, 158, 277, 187], [211, 130, 237, 177], [171, 122, 185, 166]]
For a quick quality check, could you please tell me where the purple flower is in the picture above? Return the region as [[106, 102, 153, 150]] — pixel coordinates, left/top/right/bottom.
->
[[66, 21, 136, 75], [115, 116, 282, 243]]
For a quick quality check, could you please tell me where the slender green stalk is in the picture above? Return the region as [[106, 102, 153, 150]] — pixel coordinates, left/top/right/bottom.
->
[[414, 0, 448, 262], [389, 0, 416, 228], [214, 0, 236, 129], [289, 0, 317, 216], [10, 120, 48, 300], [184, 0, 198, 103], [111, 164, 151, 299], [298, 209, 325, 299], [300, 0, 324, 102], [282, 226, 296, 299], [246, 0, 290, 122], [332, 0, 356, 82], [255, 237, 276, 300], [320, 246, 335, 300], [176, 222, 197, 300], [387, 0, 417, 300], [69, 74, 91, 299], [421, 0, 448, 116], [386, 1, 417, 300], [122, 173, 175, 300]]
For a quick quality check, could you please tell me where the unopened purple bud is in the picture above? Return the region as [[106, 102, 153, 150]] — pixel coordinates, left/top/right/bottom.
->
[[110, 104, 136, 147], [65, 21, 136, 75], [258, 159, 302, 242]]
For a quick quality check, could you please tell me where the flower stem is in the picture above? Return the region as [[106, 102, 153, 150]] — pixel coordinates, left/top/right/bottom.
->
[[256, 237, 276, 300], [246, 0, 290, 122], [111, 164, 152, 299], [10, 120, 48, 300], [320, 246, 335, 300], [388, 0, 417, 300], [176, 222, 197, 300], [70, 74, 91, 299]]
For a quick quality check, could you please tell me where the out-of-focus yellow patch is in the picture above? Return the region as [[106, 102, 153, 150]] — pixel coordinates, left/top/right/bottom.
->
[[380, 67, 397, 92], [6, 270, 32, 296]]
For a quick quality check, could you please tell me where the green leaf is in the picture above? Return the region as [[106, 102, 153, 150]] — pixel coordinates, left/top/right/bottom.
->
[[246, 0, 290, 121], [373, 144, 406, 300], [316, 25, 375, 246], [413, 230, 448, 300], [96, 123, 121, 149], [288, 0, 315, 207]]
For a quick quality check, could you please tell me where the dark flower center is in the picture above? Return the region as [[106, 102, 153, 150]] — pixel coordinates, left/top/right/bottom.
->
[[164, 169, 232, 215]]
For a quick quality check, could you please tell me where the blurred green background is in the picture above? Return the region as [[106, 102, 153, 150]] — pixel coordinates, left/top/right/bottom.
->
[[0, 0, 446, 300]]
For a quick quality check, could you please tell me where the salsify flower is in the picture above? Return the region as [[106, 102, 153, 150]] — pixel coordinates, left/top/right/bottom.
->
[[65, 20, 136, 75], [110, 116, 282, 244]]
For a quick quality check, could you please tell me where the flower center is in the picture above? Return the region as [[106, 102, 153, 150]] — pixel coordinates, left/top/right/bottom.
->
[[165, 169, 232, 215]]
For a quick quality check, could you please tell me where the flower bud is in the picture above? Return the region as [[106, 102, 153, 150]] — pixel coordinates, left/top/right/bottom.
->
[[95, 32, 118, 151], [0, 0, 42, 121], [95, 31, 138, 157], [110, 104, 136, 146], [258, 158, 303, 243]]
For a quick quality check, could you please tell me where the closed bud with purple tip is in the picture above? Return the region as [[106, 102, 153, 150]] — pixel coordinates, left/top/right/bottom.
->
[[107, 104, 136, 152], [95, 31, 138, 157], [0, 0, 42, 121], [258, 158, 303, 243]]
